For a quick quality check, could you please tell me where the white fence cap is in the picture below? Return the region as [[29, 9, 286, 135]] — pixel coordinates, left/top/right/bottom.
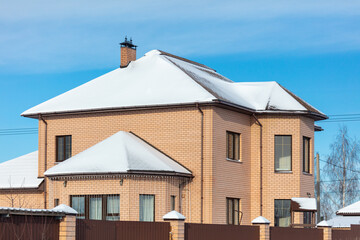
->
[[163, 210, 186, 220], [252, 216, 270, 224]]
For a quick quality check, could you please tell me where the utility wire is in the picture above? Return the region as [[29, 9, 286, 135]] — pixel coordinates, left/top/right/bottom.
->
[[319, 159, 360, 174], [0, 127, 37, 136]]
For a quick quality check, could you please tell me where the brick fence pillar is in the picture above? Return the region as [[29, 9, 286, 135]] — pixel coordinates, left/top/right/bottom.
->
[[163, 210, 186, 240], [252, 216, 270, 240], [317, 220, 332, 240], [59, 215, 76, 240]]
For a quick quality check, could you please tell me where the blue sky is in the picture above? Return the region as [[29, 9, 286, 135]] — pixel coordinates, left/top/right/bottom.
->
[[0, 0, 359, 164]]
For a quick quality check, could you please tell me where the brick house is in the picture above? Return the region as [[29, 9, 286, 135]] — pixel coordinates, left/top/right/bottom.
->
[[0, 39, 327, 226]]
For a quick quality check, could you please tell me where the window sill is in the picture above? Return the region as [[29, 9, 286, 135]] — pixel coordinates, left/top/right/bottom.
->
[[275, 171, 293, 174], [226, 158, 242, 164], [302, 172, 312, 176]]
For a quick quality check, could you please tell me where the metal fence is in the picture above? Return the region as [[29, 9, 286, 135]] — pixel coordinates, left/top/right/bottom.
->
[[185, 223, 259, 240], [270, 227, 323, 240], [333, 225, 360, 240], [0, 215, 59, 240], [76, 219, 170, 240]]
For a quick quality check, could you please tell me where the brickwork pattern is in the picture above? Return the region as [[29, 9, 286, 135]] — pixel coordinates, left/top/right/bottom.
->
[[0, 191, 44, 208]]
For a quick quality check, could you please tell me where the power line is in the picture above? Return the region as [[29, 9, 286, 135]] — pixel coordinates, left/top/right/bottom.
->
[[319, 159, 360, 174], [328, 113, 360, 117], [0, 127, 37, 136]]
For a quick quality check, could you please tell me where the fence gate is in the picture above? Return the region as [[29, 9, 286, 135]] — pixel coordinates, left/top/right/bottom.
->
[[0, 215, 59, 240], [185, 223, 259, 240], [76, 219, 170, 240], [270, 227, 323, 240]]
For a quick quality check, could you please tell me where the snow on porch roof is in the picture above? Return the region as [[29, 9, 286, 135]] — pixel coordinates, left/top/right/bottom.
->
[[44, 131, 192, 177], [337, 201, 360, 216], [0, 151, 44, 190], [21, 50, 326, 119], [291, 198, 317, 211]]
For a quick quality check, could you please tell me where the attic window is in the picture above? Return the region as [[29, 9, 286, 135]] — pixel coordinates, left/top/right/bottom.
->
[[56, 135, 72, 162]]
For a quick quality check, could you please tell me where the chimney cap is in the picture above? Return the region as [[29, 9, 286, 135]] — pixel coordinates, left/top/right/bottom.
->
[[120, 36, 137, 50]]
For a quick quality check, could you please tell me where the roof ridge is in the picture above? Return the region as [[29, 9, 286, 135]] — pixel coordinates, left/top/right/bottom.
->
[[158, 50, 215, 71]]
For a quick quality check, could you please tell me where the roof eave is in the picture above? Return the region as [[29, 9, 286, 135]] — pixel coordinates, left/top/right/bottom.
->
[[45, 171, 193, 179]]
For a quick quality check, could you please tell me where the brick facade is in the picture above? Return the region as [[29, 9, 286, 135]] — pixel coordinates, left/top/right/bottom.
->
[[0, 105, 316, 226]]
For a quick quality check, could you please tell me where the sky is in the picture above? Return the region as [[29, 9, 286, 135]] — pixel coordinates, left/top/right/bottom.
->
[[0, 0, 359, 165]]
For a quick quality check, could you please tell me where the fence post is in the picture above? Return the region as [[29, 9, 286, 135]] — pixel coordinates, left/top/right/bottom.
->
[[163, 210, 186, 240], [252, 216, 270, 240], [53, 204, 78, 240], [317, 220, 332, 240]]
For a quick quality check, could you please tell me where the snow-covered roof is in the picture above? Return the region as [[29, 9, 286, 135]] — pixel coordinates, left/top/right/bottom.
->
[[0, 204, 77, 216], [337, 201, 360, 216], [0, 151, 43, 189], [251, 216, 271, 224], [317, 216, 360, 228], [44, 131, 192, 177], [22, 50, 326, 119], [163, 210, 186, 220], [291, 197, 317, 211]]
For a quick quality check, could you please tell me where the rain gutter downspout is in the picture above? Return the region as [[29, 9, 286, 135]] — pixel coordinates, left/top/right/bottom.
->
[[39, 114, 47, 209], [252, 114, 263, 216], [196, 103, 204, 223]]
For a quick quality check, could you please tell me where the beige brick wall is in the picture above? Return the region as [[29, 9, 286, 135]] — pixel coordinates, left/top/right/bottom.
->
[[35, 106, 315, 225], [0, 190, 44, 208]]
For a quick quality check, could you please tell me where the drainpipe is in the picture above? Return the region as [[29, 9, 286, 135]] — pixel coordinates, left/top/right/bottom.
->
[[39, 114, 48, 209], [196, 103, 204, 223], [252, 114, 263, 216]]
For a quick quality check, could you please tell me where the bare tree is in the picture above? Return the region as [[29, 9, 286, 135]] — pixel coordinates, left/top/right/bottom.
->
[[321, 125, 360, 219]]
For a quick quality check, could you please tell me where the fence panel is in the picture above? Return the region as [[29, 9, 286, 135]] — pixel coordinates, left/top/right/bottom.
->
[[270, 227, 323, 240], [0, 215, 59, 240], [76, 219, 170, 240], [185, 223, 259, 240], [333, 225, 360, 240]]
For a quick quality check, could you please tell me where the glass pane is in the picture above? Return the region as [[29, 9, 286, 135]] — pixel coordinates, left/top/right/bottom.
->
[[139, 195, 154, 222], [275, 136, 282, 145], [106, 216, 120, 221], [90, 197, 102, 220], [234, 199, 239, 225], [274, 200, 291, 227], [65, 136, 72, 160], [72, 196, 85, 218], [227, 199, 233, 224], [275, 136, 291, 171], [227, 133, 234, 159], [57, 137, 64, 161], [107, 195, 120, 215], [171, 196, 176, 211], [234, 134, 240, 160], [283, 136, 291, 145], [304, 138, 309, 172]]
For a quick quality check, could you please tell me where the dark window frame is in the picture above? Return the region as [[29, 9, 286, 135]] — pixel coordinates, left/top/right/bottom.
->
[[303, 137, 311, 173], [226, 197, 240, 225], [139, 194, 155, 222], [226, 131, 240, 161], [274, 199, 291, 227], [274, 135, 292, 172], [70, 194, 120, 220], [56, 135, 72, 162]]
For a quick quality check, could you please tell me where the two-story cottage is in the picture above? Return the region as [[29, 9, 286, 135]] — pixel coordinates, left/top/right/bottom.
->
[[0, 39, 327, 226]]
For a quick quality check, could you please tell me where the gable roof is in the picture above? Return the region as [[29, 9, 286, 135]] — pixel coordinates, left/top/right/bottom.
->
[[337, 201, 360, 216], [22, 50, 327, 120], [44, 131, 192, 177], [0, 151, 44, 189]]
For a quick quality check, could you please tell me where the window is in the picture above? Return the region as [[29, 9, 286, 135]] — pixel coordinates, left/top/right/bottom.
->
[[70, 195, 119, 220], [274, 200, 291, 227], [107, 195, 120, 221], [71, 196, 85, 219], [170, 195, 176, 211], [56, 135, 72, 162], [139, 194, 155, 222], [227, 131, 240, 160], [303, 137, 310, 173], [227, 198, 240, 225], [275, 135, 292, 171], [54, 198, 59, 207], [303, 211, 312, 225]]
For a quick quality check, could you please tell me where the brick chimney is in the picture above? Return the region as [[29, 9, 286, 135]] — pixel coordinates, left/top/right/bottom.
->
[[120, 37, 137, 68]]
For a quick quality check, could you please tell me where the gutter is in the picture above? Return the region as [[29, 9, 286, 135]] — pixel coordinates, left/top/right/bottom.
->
[[39, 114, 48, 209], [252, 114, 263, 216], [196, 103, 204, 223]]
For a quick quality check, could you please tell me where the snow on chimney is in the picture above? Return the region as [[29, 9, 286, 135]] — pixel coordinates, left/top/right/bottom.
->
[[120, 37, 137, 68]]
